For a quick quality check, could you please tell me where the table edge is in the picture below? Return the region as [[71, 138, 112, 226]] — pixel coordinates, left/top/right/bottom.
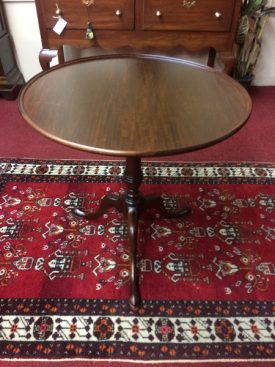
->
[[18, 53, 252, 158]]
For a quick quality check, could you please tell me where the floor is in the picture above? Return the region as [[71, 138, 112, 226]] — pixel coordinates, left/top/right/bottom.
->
[[0, 86, 274, 162]]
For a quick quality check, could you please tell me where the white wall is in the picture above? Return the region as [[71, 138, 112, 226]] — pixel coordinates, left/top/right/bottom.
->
[[2, 0, 275, 85], [253, 0, 275, 85], [3, 0, 42, 81]]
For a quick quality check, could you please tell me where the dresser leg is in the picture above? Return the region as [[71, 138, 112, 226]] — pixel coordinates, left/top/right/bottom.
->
[[39, 49, 59, 71], [207, 47, 216, 68], [218, 51, 236, 75], [39, 47, 65, 71]]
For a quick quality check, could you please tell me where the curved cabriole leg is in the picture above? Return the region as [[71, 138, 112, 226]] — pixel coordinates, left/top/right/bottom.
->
[[39, 49, 59, 71], [127, 206, 141, 308], [39, 47, 65, 71], [141, 195, 191, 218], [74, 194, 125, 219], [218, 51, 236, 76]]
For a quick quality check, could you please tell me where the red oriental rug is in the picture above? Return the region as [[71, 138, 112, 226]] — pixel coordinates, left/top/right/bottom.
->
[[0, 159, 274, 367]]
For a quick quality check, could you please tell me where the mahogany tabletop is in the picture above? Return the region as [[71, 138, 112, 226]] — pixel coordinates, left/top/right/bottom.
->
[[19, 54, 252, 157]]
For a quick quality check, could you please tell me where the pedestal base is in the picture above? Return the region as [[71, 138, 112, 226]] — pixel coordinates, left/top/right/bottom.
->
[[74, 157, 191, 308]]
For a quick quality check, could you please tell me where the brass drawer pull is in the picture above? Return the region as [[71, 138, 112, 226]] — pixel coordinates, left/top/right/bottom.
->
[[182, 0, 196, 8], [214, 11, 222, 19], [53, 3, 63, 19], [156, 10, 162, 17], [82, 0, 94, 6], [115, 9, 122, 17]]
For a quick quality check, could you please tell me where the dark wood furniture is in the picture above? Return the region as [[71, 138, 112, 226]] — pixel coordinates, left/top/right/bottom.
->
[[19, 54, 252, 307], [35, 0, 242, 74], [0, 2, 24, 99]]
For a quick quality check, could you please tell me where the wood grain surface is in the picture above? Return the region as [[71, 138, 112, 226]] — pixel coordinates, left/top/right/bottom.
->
[[19, 54, 252, 157]]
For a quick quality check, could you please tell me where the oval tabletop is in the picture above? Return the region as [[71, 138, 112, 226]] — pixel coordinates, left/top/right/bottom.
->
[[19, 54, 252, 157]]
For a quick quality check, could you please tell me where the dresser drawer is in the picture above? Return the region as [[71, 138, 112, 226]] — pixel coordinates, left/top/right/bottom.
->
[[40, 0, 134, 30], [142, 0, 235, 31]]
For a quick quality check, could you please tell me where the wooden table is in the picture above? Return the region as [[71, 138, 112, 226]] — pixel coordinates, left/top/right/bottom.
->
[[19, 54, 252, 308]]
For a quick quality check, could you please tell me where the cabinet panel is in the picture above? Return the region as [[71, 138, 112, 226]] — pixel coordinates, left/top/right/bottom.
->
[[35, 0, 242, 75], [142, 0, 235, 31], [40, 0, 134, 30], [0, 3, 24, 99]]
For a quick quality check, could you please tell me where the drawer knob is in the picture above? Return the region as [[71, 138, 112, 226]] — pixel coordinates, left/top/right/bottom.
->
[[115, 9, 122, 17], [214, 11, 222, 19], [156, 10, 162, 17]]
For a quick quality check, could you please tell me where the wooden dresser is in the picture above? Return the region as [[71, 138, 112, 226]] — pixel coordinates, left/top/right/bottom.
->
[[35, 0, 242, 74]]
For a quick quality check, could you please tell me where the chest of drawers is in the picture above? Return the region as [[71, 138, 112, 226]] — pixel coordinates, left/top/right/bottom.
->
[[35, 0, 242, 74]]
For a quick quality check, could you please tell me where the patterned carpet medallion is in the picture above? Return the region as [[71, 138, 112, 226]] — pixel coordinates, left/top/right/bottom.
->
[[0, 159, 274, 365]]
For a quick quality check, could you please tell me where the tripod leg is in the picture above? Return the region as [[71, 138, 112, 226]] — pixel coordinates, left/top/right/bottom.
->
[[127, 205, 141, 308], [141, 195, 191, 218], [73, 194, 125, 219]]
